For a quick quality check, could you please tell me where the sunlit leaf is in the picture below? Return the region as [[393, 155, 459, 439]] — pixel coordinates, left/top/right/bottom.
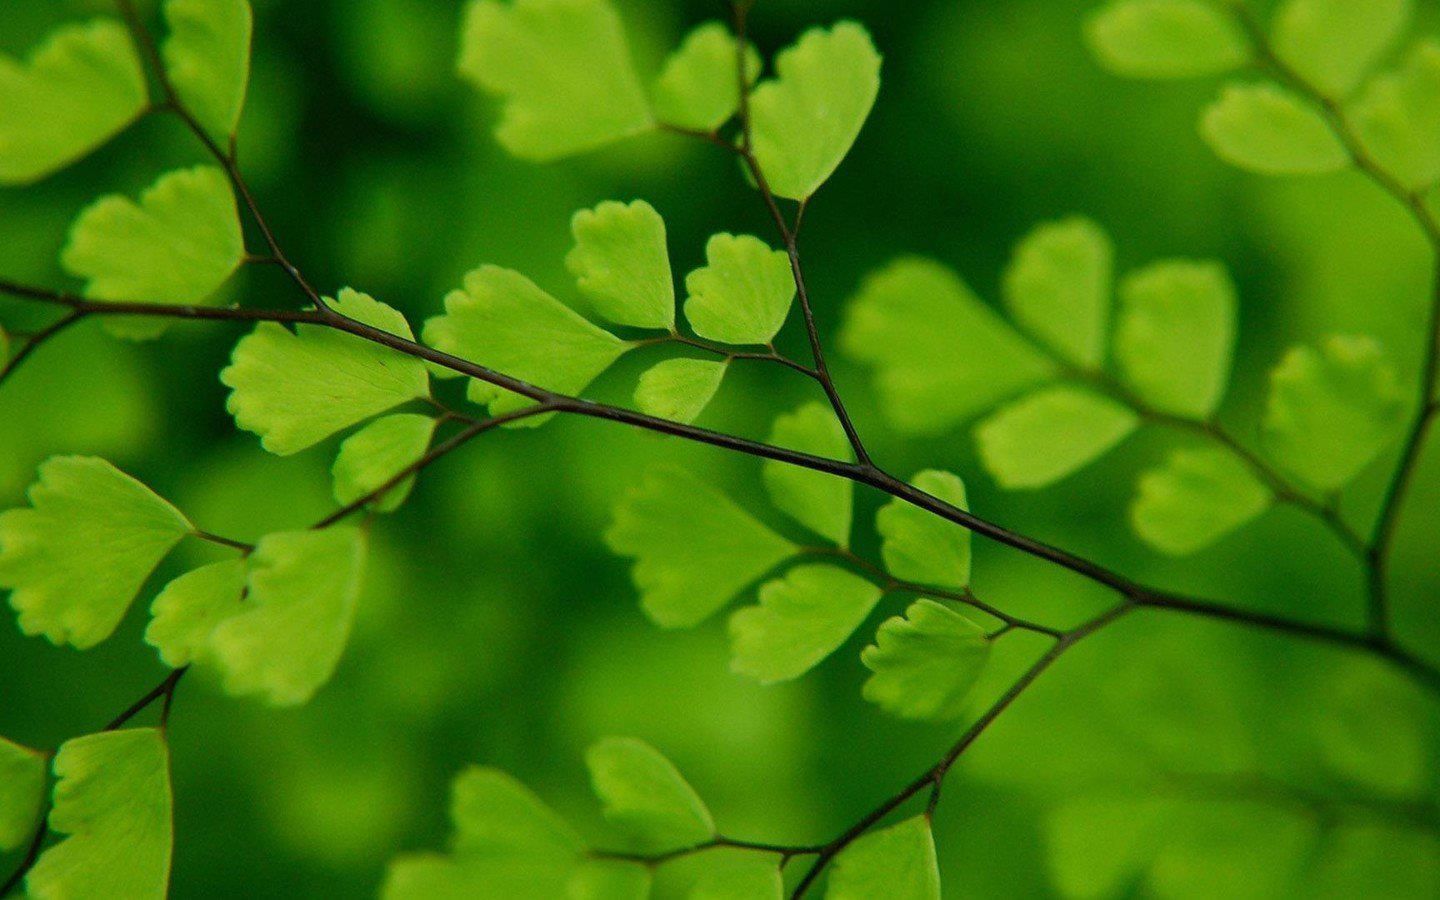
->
[[331, 413, 436, 513], [683, 234, 795, 345], [1273, 0, 1411, 98], [162, 0, 253, 140], [210, 528, 366, 706], [634, 358, 728, 424], [223, 288, 431, 455], [1130, 446, 1273, 555], [842, 258, 1058, 434], [876, 470, 971, 589], [749, 22, 882, 200], [690, 855, 784, 899], [0, 456, 191, 649], [861, 599, 990, 721], [1261, 336, 1408, 490], [729, 564, 883, 684], [651, 22, 760, 132], [1200, 83, 1348, 175], [0, 21, 147, 185], [26, 729, 172, 900], [566, 199, 674, 330], [763, 402, 853, 546], [1351, 41, 1440, 191], [1003, 217, 1114, 369], [1113, 260, 1236, 419], [586, 736, 715, 852], [457, 0, 653, 160], [827, 816, 940, 899], [1085, 0, 1251, 79], [61, 166, 244, 340], [605, 466, 797, 628], [975, 386, 1139, 489], [0, 737, 46, 851], [569, 861, 651, 900], [144, 559, 248, 668]]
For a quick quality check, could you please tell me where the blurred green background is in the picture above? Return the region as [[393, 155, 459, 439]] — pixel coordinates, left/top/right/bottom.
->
[[2, 0, 1438, 896]]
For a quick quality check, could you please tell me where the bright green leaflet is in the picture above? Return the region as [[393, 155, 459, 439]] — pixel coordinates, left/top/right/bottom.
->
[[566, 199, 675, 329], [633, 358, 728, 425], [762, 402, 854, 546], [1003, 217, 1114, 369], [586, 736, 715, 852], [144, 559, 248, 668], [26, 729, 172, 900], [690, 855, 784, 899], [976, 385, 1140, 489], [1114, 260, 1236, 419], [222, 288, 431, 455], [61, 166, 244, 340], [842, 258, 1058, 435], [1272, 0, 1411, 98], [1131, 446, 1274, 556], [0, 20, 147, 185], [331, 413, 437, 513], [0, 737, 46, 851], [209, 528, 367, 706], [162, 0, 254, 140], [683, 233, 796, 345], [0, 456, 191, 650], [650, 22, 761, 132], [1351, 41, 1440, 191], [861, 600, 991, 721], [384, 856, 570, 899], [1201, 83, 1349, 175], [827, 816, 941, 899], [875, 469, 971, 589], [605, 466, 797, 629], [1261, 335, 1408, 491], [729, 564, 883, 684], [1085, 0, 1251, 79], [423, 265, 630, 420], [748, 22, 882, 200], [456, 0, 653, 161], [568, 861, 650, 900]]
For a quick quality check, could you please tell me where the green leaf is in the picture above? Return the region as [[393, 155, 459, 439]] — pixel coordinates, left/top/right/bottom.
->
[[605, 466, 797, 628], [383, 857, 569, 900], [0, 737, 46, 852], [61, 166, 244, 340], [729, 564, 883, 684], [842, 258, 1059, 434], [875, 470, 971, 589], [586, 736, 715, 852], [569, 861, 651, 900], [1351, 41, 1440, 191], [450, 767, 583, 861], [975, 386, 1140, 489], [749, 22, 882, 200], [827, 816, 940, 899], [683, 234, 795, 346], [1085, 0, 1251, 79], [26, 729, 172, 900], [0, 21, 147, 185], [331, 413, 437, 513], [457, 0, 653, 161], [1003, 217, 1114, 369], [1045, 796, 1173, 900], [162, 0, 253, 140], [690, 855, 784, 899], [1273, 0, 1411, 98], [762, 403, 854, 546], [1113, 260, 1237, 419], [634, 358, 728, 424], [566, 199, 675, 330], [209, 528, 367, 706], [0, 456, 191, 649], [223, 288, 431, 454], [1200, 82, 1349, 175], [423, 265, 629, 420], [861, 599, 990, 721], [144, 559, 247, 667], [1131, 446, 1273, 555], [1261, 335, 1408, 491], [651, 22, 760, 132]]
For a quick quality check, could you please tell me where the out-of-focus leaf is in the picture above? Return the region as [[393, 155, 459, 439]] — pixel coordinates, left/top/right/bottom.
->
[[827, 816, 940, 899], [1086, 0, 1251, 79], [586, 736, 715, 852], [1201, 83, 1348, 175], [0, 737, 46, 851], [1130, 446, 1273, 555], [1003, 217, 1114, 369], [1273, 0, 1411, 98], [729, 564, 882, 684], [975, 386, 1139, 489], [651, 22, 760, 132], [762, 403, 853, 546], [331, 413, 437, 513], [1351, 41, 1440, 191]]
